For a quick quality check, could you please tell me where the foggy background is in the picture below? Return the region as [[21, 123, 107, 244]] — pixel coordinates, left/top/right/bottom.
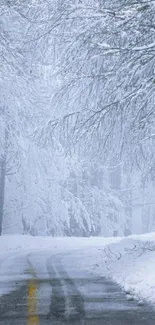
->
[[1, 0, 155, 237]]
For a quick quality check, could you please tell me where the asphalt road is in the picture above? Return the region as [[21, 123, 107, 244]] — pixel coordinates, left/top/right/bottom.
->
[[0, 253, 155, 325]]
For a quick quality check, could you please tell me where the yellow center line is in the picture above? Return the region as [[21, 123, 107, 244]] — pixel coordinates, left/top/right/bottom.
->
[[27, 268, 40, 325]]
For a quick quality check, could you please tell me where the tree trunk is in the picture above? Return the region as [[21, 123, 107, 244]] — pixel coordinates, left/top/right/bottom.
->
[[0, 129, 8, 235], [0, 156, 6, 235]]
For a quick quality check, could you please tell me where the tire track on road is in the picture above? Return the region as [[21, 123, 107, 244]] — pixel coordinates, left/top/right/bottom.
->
[[46, 256, 85, 321]]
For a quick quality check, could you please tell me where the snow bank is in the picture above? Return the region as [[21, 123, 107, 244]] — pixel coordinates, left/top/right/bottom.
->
[[0, 234, 119, 257], [79, 233, 155, 306]]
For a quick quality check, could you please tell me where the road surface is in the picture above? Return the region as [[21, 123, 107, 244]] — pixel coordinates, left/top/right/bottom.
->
[[0, 251, 155, 324]]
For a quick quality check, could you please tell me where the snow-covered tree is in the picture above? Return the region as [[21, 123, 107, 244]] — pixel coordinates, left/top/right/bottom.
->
[[1, 0, 155, 237], [39, 0, 155, 174]]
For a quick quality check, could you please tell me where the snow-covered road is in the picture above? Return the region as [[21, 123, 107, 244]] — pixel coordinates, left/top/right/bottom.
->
[[0, 247, 155, 324], [0, 234, 155, 324], [0, 235, 119, 297]]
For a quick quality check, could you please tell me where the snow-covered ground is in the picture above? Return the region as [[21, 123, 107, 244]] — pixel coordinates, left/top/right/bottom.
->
[[0, 233, 155, 307], [74, 232, 155, 306]]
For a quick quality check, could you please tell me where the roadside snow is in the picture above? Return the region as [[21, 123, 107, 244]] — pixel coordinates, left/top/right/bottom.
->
[[75, 233, 155, 306]]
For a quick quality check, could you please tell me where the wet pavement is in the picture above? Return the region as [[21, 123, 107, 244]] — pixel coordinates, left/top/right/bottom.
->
[[0, 253, 155, 324]]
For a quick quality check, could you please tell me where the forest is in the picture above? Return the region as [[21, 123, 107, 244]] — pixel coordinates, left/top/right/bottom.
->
[[0, 0, 155, 237]]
